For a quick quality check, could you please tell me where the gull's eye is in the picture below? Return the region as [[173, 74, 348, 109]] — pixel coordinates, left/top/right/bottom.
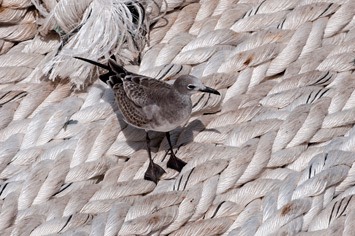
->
[[187, 84, 195, 90]]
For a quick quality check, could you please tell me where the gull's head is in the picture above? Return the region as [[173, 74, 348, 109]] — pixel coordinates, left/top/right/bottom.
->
[[173, 75, 220, 96]]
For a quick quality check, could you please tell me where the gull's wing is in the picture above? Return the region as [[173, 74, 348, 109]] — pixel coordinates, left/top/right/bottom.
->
[[114, 83, 151, 127], [106, 59, 172, 107], [121, 75, 172, 107], [74, 56, 171, 109]]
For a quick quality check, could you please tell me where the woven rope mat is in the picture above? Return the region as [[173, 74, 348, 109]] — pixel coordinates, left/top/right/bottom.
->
[[1, 0, 355, 235]]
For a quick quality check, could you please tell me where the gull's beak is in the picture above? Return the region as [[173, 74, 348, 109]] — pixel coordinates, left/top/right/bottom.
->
[[200, 86, 220, 95]]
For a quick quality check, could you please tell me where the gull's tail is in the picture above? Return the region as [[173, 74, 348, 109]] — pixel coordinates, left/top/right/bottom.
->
[[74, 56, 126, 87]]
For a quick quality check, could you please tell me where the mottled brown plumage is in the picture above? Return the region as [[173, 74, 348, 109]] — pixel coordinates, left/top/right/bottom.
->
[[75, 56, 220, 183]]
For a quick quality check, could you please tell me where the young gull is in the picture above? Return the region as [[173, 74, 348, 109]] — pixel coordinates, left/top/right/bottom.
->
[[75, 56, 220, 183]]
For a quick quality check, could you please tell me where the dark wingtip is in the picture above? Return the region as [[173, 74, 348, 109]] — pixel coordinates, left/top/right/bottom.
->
[[73, 56, 110, 70], [108, 59, 127, 75], [99, 74, 111, 84], [74, 56, 126, 86]]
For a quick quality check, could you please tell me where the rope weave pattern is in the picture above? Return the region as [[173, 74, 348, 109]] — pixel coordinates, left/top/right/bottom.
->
[[1, 0, 355, 235]]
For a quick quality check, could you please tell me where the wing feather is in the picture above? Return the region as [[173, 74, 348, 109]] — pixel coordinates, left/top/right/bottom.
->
[[75, 56, 171, 120], [122, 74, 172, 107], [113, 83, 150, 127]]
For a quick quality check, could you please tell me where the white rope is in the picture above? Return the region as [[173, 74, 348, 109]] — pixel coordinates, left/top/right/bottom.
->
[[1, 0, 355, 235]]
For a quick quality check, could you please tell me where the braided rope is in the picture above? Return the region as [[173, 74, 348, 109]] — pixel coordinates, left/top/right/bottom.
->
[[0, 0, 355, 235]]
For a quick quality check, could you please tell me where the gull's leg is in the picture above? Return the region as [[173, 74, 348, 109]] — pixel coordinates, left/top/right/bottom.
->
[[144, 132, 166, 184], [166, 132, 187, 172]]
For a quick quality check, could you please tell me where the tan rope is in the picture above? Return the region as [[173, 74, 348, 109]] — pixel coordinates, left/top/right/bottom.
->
[[1, 0, 355, 235]]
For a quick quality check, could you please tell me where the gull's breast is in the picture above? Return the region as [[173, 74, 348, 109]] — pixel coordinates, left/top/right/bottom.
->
[[142, 98, 192, 132]]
